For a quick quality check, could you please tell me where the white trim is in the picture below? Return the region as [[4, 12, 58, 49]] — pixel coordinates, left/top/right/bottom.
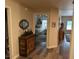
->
[[46, 11, 50, 48], [47, 45, 58, 49], [5, 7, 13, 59], [13, 54, 19, 59]]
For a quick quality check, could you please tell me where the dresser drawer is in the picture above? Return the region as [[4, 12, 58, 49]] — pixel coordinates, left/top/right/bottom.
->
[[19, 34, 35, 57]]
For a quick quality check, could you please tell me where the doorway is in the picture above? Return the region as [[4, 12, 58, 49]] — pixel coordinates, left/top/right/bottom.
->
[[5, 8, 10, 59], [61, 16, 72, 42], [58, 16, 73, 59], [35, 14, 47, 48]]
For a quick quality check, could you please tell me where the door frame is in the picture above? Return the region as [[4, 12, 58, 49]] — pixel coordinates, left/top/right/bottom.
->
[[59, 16, 74, 59], [69, 16, 74, 59], [5, 7, 13, 59], [33, 12, 49, 48]]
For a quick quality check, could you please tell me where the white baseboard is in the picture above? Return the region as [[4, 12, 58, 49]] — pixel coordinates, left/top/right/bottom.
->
[[47, 45, 58, 49]]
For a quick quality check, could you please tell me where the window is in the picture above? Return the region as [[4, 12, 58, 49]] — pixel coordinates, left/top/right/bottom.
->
[[66, 20, 72, 30]]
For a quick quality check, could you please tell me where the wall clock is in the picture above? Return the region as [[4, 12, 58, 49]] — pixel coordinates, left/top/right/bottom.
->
[[19, 19, 29, 30]]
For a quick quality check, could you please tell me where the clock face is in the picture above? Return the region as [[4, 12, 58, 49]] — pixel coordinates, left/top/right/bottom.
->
[[19, 19, 29, 30]]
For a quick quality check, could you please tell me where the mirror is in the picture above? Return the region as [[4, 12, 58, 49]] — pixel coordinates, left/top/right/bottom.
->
[[19, 19, 29, 30]]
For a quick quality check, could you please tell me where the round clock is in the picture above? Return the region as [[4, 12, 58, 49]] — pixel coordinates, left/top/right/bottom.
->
[[19, 19, 29, 30]]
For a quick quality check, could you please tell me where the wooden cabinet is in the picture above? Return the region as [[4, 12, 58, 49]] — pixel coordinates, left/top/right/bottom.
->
[[19, 34, 35, 57]]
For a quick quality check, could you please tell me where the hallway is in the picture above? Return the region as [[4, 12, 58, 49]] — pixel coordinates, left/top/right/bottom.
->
[[17, 35, 70, 59], [35, 30, 47, 47]]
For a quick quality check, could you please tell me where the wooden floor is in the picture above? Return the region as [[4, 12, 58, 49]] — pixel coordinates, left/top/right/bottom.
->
[[17, 36, 70, 59]]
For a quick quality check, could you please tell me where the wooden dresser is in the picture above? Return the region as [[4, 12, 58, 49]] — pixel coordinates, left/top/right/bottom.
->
[[19, 34, 35, 57]]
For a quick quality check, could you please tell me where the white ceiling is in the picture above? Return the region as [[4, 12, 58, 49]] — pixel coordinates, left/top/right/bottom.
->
[[15, 0, 73, 10]]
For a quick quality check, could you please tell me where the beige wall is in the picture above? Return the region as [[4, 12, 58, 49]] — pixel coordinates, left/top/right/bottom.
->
[[5, 0, 33, 59], [47, 8, 59, 48]]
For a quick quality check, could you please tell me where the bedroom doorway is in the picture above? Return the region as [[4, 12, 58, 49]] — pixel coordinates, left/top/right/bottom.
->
[[35, 14, 47, 49]]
